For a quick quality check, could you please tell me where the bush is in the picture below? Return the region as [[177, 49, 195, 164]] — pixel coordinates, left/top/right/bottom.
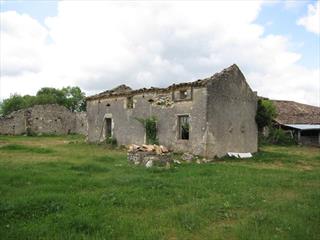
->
[[135, 116, 159, 144], [256, 99, 277, 131], [260, 128, 296, 146], [106, 137, 117, 147]]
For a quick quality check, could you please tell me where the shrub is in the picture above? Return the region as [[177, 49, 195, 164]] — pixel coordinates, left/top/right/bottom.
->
[[259, 127, 296, 146], [106, 137, 117, 147], [256, 99, 277, 131], [267, 128, 296, 145], [135, 116, 159, 144]]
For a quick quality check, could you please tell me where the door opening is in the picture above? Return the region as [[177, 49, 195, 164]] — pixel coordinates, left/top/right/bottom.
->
[[105, 118, 112, 138]]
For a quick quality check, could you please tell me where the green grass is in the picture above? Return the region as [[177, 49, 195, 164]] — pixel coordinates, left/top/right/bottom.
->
[[0, 135, 319, 239]]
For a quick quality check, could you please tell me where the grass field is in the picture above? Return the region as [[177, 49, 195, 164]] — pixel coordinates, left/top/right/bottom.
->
[[0, 135, 319, 240]]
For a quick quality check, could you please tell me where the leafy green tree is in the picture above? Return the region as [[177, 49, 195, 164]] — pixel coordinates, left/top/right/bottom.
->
[[62, 86, 86, 112], [0, 86, 86, 116], [0, 94, 27, 116], [0, 101, 3, 116], [255, 99, 277, 131], [22, 95, 38, 107], [36, 87, 67, 106], [36, 86, 86, 112]]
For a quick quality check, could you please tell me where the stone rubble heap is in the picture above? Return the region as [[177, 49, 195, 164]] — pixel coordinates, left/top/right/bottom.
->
[[127, 144, 172, 168], [154, 96, 174, 107]]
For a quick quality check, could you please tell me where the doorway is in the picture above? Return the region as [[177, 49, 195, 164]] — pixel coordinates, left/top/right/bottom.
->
[[105, 118, 112, 138]]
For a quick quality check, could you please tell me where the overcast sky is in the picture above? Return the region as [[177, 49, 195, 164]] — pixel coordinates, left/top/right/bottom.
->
[[0, 0, 319, 106]]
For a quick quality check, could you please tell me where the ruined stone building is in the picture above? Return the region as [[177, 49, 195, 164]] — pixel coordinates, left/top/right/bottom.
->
[[86, 64, 258, 158], [0, 104, 87, 136]]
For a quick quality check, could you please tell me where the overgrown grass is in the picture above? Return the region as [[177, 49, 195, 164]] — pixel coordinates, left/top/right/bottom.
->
[[0, 135, 319, 239]]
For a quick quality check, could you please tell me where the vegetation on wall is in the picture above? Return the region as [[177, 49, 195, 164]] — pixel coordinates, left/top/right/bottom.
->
[[136, 116, 159, 144], [256, 99, 295, 145], [106, 137, 118, 147], [255, 99, 277, 131], [0, 86, 86, 116]]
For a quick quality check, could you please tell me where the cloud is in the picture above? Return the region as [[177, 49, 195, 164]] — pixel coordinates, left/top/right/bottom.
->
[[0, 1, 319, 106], [297, 1, 320, 35], [0, 11, 48, 76]]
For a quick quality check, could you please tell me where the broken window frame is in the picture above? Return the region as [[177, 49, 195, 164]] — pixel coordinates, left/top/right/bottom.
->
[[178, 115, 190, 140], [179, 90, 188, 100], [173, 87, 193, 102], [127, 96, 134, 109]]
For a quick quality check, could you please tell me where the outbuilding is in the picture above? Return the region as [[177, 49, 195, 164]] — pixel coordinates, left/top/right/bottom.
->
[[272, 100, 320, 146]]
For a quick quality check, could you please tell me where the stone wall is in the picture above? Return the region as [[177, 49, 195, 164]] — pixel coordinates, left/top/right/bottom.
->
[[206, 65, 258, 157], [87, 87, 208, 155], [0, 104, 87, 136], [75, 112, 88, 135]]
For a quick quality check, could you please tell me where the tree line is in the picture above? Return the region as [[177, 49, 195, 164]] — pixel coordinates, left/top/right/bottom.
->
[[0, 86, 86, 116]]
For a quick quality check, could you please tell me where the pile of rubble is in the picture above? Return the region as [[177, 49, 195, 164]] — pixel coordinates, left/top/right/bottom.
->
[[154, 95, 174, 107], [127, 144, 172, 168]]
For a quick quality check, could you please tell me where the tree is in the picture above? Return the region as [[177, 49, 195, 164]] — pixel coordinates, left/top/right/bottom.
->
[[62, 86, 86, 112], [0, 86, 86, 116], [36, 86, 86, 112], [255, 99, 277, 131], [36, 87, 67, 106], [0, 94, 27, 116]]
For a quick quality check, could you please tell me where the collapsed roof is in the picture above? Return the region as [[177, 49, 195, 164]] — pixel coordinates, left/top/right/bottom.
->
[[86, 64, 242, 100]]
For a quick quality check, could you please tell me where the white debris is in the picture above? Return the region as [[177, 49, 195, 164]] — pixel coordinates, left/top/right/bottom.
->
[[173, 159, 181, 164], [227, 152, 252, 158], [238, 153, 252, 158], [145, 160, 153, 168], [227, 152, 239, 158]]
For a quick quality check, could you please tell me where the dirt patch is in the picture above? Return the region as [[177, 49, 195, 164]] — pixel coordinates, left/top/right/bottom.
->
[[267, 190, 298, 202], [296, 161, 314, 171], [247, 161, 287, 170]]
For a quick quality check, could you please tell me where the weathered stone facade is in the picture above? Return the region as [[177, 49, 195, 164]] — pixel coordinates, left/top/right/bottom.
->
[[0, 104, 87, 136], [86, 64, 258, 158]]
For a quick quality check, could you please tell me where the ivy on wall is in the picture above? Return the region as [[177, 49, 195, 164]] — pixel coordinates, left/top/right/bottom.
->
[[135, 116, 159, 145]]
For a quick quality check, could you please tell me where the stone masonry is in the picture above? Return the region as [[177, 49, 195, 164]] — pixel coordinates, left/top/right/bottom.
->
[[0, 104, 87, 136]]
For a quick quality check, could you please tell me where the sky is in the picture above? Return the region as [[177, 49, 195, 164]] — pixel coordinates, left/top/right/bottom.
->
[[0, 0, 319, 106]]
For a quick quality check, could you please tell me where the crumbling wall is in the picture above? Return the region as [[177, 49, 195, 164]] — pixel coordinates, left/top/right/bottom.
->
[[75, 112, 88, 135], [0, 104, 88, 135], [0, 109, 27, 135], [29, 105, 75, 135], [0, 116, 16, 135], [87, 87, 208, 155]]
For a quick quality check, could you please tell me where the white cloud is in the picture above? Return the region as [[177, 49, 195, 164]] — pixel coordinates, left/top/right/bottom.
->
[[0, 11, 47, 76], [0, 1, 319, 106], [297, 1, 320, 35]]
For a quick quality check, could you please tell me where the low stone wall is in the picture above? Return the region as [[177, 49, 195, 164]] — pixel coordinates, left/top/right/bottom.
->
[[127, 151, 172, 167], [0, 104, 88, 136], [0, 109, 27, 135]]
